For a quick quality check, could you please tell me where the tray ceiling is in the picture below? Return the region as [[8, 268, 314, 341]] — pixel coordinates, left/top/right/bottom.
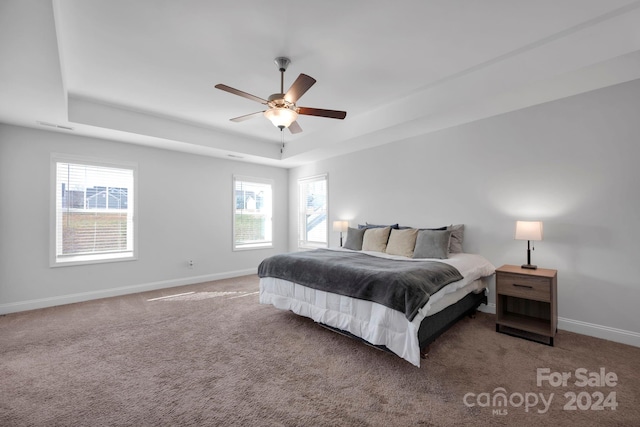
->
[[2, 0, 640, 167]]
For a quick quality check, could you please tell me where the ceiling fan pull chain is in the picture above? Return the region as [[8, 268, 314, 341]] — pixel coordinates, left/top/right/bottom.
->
[[280, 130, 286, 157]]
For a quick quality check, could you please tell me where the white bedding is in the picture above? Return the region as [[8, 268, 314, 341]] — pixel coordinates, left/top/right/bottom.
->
[[259, 249, 495, 367]]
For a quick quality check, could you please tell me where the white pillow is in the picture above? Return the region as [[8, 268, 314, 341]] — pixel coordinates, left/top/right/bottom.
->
[[362, 227, 391, 252], [385, 228, 418, 258]]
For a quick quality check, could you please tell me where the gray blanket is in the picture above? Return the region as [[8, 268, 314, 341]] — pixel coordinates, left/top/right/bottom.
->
[[258, 249, 463, 321]]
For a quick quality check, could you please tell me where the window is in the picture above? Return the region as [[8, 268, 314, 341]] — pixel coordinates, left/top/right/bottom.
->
[[52, 155, 136, 266], [298, 174, 328, 248], [233, 175, 273, 250]]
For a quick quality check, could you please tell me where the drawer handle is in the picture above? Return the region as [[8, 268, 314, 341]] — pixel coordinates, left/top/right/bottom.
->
[[513, 283, 533, 289]]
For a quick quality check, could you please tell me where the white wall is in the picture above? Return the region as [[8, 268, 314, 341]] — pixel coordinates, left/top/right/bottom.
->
[[289, 79, 640, 346], [0, 124, 288, 313]]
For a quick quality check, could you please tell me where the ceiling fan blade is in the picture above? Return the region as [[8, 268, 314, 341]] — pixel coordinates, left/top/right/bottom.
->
[[215, 84, 268, 104], [230, 111, 264, 122], [298, 107, 347, 120], [288, 121, 303, 134], [284, 74, 316, 103]]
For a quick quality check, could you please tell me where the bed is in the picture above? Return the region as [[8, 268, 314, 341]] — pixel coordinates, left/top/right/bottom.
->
[[258, 244, 495, 367]]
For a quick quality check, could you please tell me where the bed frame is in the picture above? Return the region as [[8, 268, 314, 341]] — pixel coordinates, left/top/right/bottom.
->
[[417, 289, 487, 357], [319, 289, 488, 360]]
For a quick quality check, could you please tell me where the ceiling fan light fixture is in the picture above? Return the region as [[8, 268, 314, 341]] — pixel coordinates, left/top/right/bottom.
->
[[264, 107, 298, 130], [216, 57, 346, 134]]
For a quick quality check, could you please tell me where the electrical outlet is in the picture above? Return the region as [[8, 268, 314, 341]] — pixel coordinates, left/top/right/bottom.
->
[[188, 260, 194, 268]]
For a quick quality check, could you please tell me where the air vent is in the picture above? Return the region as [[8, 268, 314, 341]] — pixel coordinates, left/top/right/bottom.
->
[[228, 154, 244, 159], [37, 121, 56, 127], [37, 121, 74, 131]]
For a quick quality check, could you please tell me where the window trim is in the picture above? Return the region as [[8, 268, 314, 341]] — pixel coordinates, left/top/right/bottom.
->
[[232, 174, 274, 251], [298, 173, 329, 249], [50, 153, 138, 267]]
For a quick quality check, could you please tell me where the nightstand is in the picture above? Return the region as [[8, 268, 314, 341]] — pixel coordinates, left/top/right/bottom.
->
[[495, 265, 558, 346]]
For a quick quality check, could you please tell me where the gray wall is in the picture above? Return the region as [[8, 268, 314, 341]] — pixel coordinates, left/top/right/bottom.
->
[[289, 79, 640, 346], [0, 124, 288, 312], [2, 78, 639, 347]]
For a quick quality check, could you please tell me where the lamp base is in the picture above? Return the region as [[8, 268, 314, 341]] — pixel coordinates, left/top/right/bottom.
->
[[521, 264, 538, 270]]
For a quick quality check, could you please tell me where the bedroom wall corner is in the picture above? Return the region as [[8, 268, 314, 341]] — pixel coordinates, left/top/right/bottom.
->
[[0, 124, 288, 314], [287, 78, 640, 348]]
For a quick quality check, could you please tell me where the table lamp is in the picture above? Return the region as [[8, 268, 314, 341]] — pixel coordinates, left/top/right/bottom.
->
[[332, 220, 349, 247], [514, 220, 543, 269]]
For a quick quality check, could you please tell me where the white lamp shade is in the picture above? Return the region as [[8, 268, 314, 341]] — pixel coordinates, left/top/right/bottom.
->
[[332, 220, 349, 232], [515, 221, 543, 241], [264, 107, 298, 128]]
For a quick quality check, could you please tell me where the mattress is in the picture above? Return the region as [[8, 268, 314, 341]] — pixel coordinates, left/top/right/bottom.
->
[[259, 251, 495, 367]]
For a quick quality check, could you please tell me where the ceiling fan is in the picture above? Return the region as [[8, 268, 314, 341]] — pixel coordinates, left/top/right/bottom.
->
[[215, 57, 347, 134]]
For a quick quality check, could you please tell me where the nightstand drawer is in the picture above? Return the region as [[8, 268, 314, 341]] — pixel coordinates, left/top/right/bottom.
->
[[496, 273, 551, 302]]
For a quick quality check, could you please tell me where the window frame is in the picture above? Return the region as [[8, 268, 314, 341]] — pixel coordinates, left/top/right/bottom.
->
[[232, 175, 274, 251], [50, 153, 138, 267], [298, 173, 329, 249]]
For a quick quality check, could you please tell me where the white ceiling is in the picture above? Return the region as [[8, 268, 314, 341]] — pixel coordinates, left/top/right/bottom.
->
[[2, 0, 640, 167]]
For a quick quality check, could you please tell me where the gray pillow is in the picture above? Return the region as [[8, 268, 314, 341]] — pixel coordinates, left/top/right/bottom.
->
[[413, 230, 452, 259], [358, 223, 400, 230], [447, 224, 464, 253], [343, 227, 366, 250]]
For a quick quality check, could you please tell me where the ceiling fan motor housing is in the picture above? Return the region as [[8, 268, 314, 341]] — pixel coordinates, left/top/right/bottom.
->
[[267, 93, 296, 110]]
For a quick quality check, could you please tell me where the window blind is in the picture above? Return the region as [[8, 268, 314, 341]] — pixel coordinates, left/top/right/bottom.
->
[[233, 176, 273, 250], [55, 161, 135, 263]]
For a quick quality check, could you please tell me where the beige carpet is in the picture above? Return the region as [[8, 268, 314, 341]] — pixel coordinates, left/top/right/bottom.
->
[[1, 275, 639, 426]]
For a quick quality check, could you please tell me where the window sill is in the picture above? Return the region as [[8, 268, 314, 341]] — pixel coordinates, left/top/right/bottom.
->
[[298, 244, 328, 250], [51, 252, 136, 268], [233, 244, 273, 252]]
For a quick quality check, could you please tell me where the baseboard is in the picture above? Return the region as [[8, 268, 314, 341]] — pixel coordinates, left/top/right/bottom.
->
[[479, 302, 640, 348], [557, 317, 640, 348], [0, 268, 257, 315]]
